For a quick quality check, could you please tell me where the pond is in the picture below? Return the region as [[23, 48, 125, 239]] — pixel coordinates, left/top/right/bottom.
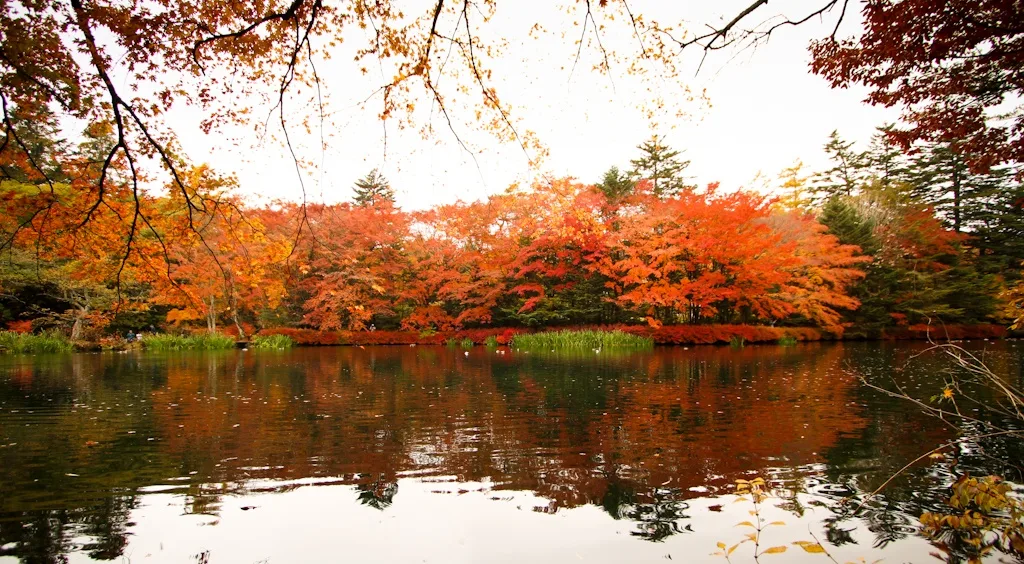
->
[[0, 341, 1021, 563]]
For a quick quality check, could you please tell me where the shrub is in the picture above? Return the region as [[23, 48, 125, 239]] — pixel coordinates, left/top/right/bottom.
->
[[460, 337, 474, 349], [5, 320, 32, 334], [251, 334, 294, 349], [512, 329, 653, 350], [778, 335, 798, 346], [141, 333, 235, 351], [260, 327, 341, 345], [484, 335, 499, 348]]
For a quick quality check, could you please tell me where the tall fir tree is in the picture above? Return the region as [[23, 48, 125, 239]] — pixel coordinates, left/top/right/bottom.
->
[[961, 166, 1024, 278], [810, 130, 868, 204], [352, 169, 395, 206], [863, 126, 911, 190], [906, 143, 973, 233], [629, 135, 692, 198]]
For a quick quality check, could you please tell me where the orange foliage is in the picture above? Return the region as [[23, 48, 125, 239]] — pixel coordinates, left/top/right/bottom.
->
[[594, 184, 864, 329], [5, 320, 32, 333], [4, 174, 878, 337]]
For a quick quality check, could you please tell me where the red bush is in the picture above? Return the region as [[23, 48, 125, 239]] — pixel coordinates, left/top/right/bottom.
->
[[222, 322, 256, 338], [5, 320, 32, 334], [596, 324, 824, 345]]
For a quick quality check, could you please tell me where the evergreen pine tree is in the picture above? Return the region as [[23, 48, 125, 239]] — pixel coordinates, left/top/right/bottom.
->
[[352, 169, 395, 206], [595, 166, 636, 202], [819, 196, 879, 255], [962, 166, 1024, 277], [905, 143, 975, 232], [0, 108, 70, 184], [810, 130, 868, 204], [629, 135, 692, 198], [817, 196, 889, 337], [863, 126, 911, 189]]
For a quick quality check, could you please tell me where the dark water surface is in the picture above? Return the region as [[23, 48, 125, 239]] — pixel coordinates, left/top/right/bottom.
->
[[1, 341, 1021, 563]]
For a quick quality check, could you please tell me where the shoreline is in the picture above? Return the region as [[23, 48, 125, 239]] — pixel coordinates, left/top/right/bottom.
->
[[1, 323, 1010, 354]]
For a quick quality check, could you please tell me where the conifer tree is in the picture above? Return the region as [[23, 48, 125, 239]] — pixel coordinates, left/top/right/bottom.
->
[[810, 130, 868, 204], [352, 169, 395, 207], [863, 126, 911, 190], [595, 166, 636, 202], [629, 135, 692, 198], [776, 160, 812, 210], [962, 168, 1024, 277]]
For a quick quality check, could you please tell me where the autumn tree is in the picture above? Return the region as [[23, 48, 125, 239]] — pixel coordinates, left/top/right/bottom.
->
[[775, 160, 812, 211], [0, 0, 697, 255], [594, 183, 860, 327], [810, 0, 1024, 171], [502, 179, 617, 326], [299, 200, 410, 331], [399, 195, 518, 330]]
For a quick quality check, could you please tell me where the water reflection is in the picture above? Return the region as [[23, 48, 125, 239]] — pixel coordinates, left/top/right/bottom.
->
[[0, 342, 1019, 562]]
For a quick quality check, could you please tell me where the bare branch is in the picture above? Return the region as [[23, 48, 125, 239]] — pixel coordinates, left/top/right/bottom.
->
[[621, 0, 647, 57], [654, 0, 846, 72], [459, 0, 530, 160]]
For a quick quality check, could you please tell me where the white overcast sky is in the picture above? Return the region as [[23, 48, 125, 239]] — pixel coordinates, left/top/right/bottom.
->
[[169, 0, 896, 210]]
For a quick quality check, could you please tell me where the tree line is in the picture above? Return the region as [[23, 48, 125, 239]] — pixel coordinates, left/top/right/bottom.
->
[[2, 129, 1021, 340]]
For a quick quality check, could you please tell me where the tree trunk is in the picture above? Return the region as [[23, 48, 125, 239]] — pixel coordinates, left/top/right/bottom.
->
[[232, 308, 246, 341], [207, 295, 217, 333], [952, 163, 961, 233], [70, 304, 89, 341], [227, 274, 246, 340]]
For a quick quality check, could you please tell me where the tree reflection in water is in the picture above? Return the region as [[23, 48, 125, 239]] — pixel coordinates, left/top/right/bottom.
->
[[0, 341, 1019, 562]]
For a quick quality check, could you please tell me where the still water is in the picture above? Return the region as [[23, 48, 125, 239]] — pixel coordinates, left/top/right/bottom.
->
[[0, 342, 1021, 563]]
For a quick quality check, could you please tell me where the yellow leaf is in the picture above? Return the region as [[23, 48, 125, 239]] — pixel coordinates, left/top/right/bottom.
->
[[762, 546, 787, 554], [728, 543, 741, 555], [792, 541, 826, 554], [716, 542, 726, 550], [768, 521, 786, 526], [735, 521, 756, 528]]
